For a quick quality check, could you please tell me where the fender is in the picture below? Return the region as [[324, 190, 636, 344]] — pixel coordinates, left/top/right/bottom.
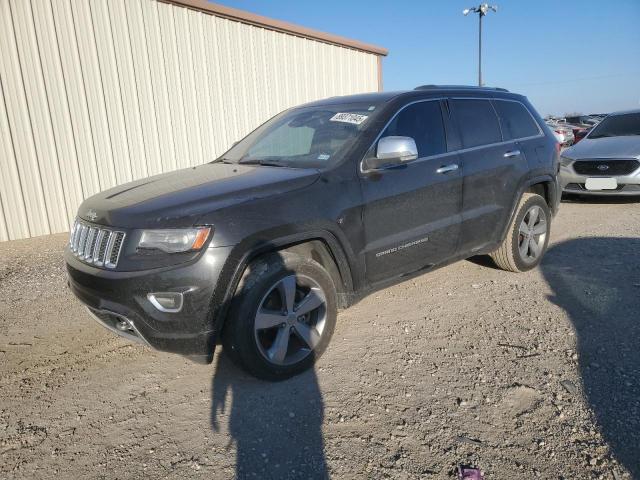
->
[[499, 174, 559, 243], [207, 227, 358, 342]]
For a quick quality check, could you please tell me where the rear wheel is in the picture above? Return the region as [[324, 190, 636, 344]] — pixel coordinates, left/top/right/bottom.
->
[[490, 193, 551, 272], [223, 252, 337, 381]]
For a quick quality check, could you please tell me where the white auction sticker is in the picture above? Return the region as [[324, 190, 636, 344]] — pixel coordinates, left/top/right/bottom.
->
[[330, 112, 368, 125]]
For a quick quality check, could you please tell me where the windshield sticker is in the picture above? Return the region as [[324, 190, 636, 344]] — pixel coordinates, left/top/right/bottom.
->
[[317, 154, 331, 161], [368, 105, 376, 111], [330, 112, 368, 125]]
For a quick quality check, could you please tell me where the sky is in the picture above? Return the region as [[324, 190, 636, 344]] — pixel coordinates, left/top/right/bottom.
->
[[213, 0, 640, 117]]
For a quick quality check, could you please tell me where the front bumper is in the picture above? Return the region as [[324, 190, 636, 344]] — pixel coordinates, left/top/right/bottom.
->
[[65, 246, 234, 362], [560, 164, 640, 196]]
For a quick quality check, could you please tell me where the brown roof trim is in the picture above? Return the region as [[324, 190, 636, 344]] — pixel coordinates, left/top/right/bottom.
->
[[157, 0, 388, 56]]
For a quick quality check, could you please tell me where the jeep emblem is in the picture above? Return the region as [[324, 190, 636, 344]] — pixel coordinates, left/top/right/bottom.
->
[[597, 164, 609, 171], [86, 209, 98, 221]]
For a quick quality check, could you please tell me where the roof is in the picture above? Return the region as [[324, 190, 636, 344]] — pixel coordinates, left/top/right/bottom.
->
[[304, 86, 526, 107], [158, 0, 388, 56], [414, 85, 509, 92]]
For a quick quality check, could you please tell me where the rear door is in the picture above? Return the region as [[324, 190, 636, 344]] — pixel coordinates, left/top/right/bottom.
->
[[360, 100, 462, 283], [450, 98, 526, 254], [492, 98, 547, 174]]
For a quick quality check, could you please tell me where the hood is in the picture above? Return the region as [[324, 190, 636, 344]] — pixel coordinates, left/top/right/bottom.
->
[[77, 163, 320, 228], [564, 135, 640, 160]]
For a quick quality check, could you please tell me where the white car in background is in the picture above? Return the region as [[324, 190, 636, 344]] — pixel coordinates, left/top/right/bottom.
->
[[551, 128, 566, 145], [560, 109, 640, 196]]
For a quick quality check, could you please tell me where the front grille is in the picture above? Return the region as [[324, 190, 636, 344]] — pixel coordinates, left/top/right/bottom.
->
[[573, 159, 640, 176], [69, 220, 125, 269]]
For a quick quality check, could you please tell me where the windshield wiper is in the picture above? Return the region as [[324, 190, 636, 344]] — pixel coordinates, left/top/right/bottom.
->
[[212, 157, 234, 164], [238, 159, 289, 167]]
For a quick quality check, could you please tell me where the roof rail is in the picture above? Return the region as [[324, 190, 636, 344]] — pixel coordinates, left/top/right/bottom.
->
[[414, 84, 509, 92]]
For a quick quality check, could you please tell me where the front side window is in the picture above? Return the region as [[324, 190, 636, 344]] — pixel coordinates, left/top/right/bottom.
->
[[381, 101, 447, 158], [451, 99, 502, 148], [588, 113, 640, 139], [219, 102, 382, 168], [493, 100, 540, 140]]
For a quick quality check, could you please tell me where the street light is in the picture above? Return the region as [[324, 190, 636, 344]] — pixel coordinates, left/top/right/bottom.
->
[[463, 3, 498, 87]]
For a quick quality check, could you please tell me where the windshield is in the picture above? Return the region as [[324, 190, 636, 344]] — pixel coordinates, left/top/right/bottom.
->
[[217, 102, 382, 168], [588, 113, 640, 139]]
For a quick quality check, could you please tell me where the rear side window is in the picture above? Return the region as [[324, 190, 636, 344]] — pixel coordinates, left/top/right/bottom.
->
[[451, 99, 501, 148], [493, 100, 540, 140], [382, 101, 447, 158]]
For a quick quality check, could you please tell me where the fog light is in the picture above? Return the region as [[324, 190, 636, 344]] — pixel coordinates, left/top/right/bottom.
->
[[148, 292, 184, 313]]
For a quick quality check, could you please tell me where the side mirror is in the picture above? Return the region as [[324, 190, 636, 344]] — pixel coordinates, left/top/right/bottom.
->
[[363, 136, 418, 171]]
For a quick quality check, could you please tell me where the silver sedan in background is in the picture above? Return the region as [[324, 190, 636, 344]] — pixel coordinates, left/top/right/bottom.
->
[[560, 109, 640, 196]]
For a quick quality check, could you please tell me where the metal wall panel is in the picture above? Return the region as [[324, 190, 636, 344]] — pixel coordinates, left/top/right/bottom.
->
[[0, 0, 381, 241]]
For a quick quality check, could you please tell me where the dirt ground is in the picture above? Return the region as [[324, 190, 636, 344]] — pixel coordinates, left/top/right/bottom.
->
[[1, 196, 639, 480]]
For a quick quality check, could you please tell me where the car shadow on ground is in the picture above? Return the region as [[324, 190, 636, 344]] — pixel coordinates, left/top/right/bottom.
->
[[210, 354, 328, 479], [541, 237, 640, 476], [208, 249, 331, 479]]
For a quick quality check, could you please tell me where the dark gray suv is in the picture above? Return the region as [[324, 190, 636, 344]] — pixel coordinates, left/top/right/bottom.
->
[[65, 85, 560, 380]]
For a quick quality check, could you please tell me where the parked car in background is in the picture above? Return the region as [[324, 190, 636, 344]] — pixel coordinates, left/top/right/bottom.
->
[[564, 115, 596, 126], [65, 85, 560, 380], [566, 115, 600, 127], [560, 109, 640, 196], [550, 128, 567, 145], [546, 119, 575, 146], [564, 114, 606, 144], [572, 127, 591, 144]]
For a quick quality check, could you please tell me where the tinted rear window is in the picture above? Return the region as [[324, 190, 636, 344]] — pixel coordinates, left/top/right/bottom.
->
[[382, 101, 447, 157], [493, 100, 540, 140], [451, 99, 502, 148]]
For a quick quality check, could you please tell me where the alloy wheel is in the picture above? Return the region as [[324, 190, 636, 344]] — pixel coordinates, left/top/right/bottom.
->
[[517, 205, 547, 262], [253, 274, 327, 366]]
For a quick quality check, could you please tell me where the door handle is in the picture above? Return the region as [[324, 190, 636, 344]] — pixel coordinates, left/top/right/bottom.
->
[[436, 164, 459, 174], [503, 150, 521, 158]]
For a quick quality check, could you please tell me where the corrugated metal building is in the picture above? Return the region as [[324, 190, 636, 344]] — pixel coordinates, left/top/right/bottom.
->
[[0, 0, 387, 241]]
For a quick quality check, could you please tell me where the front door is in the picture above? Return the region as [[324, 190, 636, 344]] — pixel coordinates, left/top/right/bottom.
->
[[360, 100, 463, 283]]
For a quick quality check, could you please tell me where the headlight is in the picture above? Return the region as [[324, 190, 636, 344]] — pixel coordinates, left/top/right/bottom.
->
[[559, 155, 573, 167], [137, 227, 211, 253]]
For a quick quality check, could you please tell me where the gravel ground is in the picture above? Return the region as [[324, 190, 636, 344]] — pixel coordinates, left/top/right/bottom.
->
[[1, 197, 639, 479]]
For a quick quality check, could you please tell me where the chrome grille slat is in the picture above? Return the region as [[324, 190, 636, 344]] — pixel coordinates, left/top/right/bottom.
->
[[72, 222, 81, 251], [106, 232, 125, 268], [97, 231, 112, 266], [78, 225, 88, 255], [92, 230, 106, 264], [68, 219, 125, 269], [104, 231, 116, 266], [70, 221, 79, 251], [84, 228, 96, 259]]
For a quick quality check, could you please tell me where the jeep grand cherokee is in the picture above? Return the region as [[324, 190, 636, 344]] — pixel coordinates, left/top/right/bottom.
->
[[66, 85, 560, 380]]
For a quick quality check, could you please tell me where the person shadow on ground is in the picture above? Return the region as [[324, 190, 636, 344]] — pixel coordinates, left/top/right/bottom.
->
[[541, 236, 640, 477], [211, 353, 329, 479]]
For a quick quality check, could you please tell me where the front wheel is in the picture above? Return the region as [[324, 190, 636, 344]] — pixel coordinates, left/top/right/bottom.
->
[[490, 193, 551, 272], [222, 252, 337, 381]]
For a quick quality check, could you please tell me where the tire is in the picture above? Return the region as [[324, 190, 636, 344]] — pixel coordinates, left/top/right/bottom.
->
[[490, 193, 551, 273], [222, 252, 337, 381]]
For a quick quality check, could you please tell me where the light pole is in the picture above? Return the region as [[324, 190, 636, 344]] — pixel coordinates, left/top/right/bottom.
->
[[463, 4, 497, 87]]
